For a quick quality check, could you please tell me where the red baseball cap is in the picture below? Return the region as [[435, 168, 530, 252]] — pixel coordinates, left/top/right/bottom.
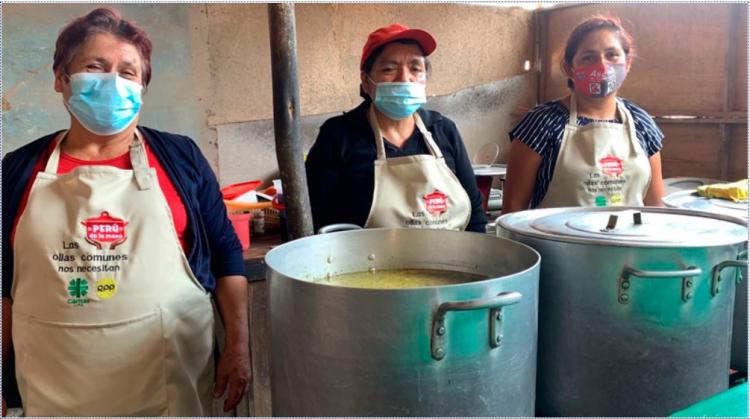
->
[[360, 23, 437, 70]]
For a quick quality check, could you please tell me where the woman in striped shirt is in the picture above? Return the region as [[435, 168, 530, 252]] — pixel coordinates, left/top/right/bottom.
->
[[502, 16, 665, 212]]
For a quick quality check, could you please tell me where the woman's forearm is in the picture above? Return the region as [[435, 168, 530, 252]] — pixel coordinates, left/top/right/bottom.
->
[[214, 275, 249, 347]]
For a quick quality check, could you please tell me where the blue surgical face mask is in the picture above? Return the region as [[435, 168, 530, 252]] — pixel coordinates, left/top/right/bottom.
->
[[65, 72, 143, 136], [370, 79, 427, 120]]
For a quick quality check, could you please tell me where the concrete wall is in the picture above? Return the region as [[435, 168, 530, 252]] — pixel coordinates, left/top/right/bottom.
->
[[205, 4, 536, 185], [218, 75, 535, 186], [5, 4, 746, 185], [205, 4, 533, 124], [2, 4, 215, 157], [3, 4, 536, 186], [541, 3, 748, 180]]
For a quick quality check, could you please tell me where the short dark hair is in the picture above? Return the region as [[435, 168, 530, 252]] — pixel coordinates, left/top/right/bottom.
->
[[53, 7, 153, 86], [359, 39, 431, 102], [561, 15, 635, 89]]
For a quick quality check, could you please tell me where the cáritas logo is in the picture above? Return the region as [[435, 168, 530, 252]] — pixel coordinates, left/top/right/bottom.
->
[[67, 277, 90, 307], [81, 211, 128, 250]]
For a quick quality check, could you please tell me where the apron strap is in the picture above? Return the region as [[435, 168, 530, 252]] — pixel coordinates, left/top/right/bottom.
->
[[614, 99, 635, 140], [43, 130, 152, 190], [569, 94, 644, 159], [568, 93, 579, 125], [570, 93, 633, 129], [367, 105, 388, 160], [413, 113, 444, 159], [615, 98, 645, 156], [130, 130, 152, 190], [367, 105, 443, 160], [43, 131, 67, 173]]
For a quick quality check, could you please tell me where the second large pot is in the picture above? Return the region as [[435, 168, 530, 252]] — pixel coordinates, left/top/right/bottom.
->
[[266, 228, 540, 416], [662, 189, 748, 373], [498, 207, 747, 417]]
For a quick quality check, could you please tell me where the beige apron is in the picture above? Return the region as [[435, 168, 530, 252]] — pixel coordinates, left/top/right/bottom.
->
[[11, 131, 214, 416], [538, 94, 651, 208], [364, 106, 471, 230]]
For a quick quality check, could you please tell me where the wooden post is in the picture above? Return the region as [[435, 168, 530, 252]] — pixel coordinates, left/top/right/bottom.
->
[[267, 3, 314, 239], [719, 4, 740, 180]]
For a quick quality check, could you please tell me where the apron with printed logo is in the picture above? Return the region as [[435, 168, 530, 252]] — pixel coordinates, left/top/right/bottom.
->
[[538, 94, 651, 208], [11, 131, 214, 416], [364, 106, 471, 230]]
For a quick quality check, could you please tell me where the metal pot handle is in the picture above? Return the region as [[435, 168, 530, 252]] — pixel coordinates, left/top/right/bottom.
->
[[711, 259, 748, 296], [619, 266, 702, 304], [431, 291, 522, 360], [317, 223, 363, 234]]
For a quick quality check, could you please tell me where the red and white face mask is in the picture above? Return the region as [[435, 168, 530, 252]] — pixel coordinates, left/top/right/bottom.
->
[[572, 62, 627, 98]]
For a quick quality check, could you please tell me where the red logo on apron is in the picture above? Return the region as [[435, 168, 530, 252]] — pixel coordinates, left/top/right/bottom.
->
[[423, 190, 449, 216], [81, 211, 128, 250], [599, 155, 624, 176]]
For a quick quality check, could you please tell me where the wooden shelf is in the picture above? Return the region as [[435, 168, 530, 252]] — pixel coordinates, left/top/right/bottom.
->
[[243, 233, 284, 282]]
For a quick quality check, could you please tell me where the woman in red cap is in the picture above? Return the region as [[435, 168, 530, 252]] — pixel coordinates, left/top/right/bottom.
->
[[305, 24, 487, 232], [502, 16, 665, 213]]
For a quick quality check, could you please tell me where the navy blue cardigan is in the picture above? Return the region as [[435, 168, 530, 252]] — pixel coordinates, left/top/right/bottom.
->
[[2, 126, 245, 298], [305, 102, 487, 233]]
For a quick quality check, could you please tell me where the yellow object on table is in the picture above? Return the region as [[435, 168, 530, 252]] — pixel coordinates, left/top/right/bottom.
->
[[697, 179, 748, 202]]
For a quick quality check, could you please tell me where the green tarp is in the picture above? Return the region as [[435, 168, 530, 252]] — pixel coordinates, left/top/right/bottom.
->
[[670, 383, 749, 418]]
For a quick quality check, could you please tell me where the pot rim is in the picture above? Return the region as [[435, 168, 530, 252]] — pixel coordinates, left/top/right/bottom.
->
[[497, 206, 748, 248], [265, 228, 541, 292]]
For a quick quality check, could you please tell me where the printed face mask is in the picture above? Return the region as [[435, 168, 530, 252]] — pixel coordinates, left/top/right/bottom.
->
[[370, 79, 427, 120], [572, 62, 627, 98], [65, 72, 143, 136]]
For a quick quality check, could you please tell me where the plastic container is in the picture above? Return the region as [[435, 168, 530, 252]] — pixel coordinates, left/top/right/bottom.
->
[[253, 210, 266, 234], [228, 212, 253, 250], [221, 180, 263, 200]]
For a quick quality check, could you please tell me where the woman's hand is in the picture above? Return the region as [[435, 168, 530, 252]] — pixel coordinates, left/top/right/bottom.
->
[[213, 275, 251, 412], [213, 340, 251, 412]]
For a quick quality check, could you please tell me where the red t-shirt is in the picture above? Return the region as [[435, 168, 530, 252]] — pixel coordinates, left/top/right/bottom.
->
[[12, 138, 190, 252]]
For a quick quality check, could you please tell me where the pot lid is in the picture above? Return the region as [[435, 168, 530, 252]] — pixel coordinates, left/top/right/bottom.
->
[[663, 177, 723, 195], [662, 190, 748, 223], [498, 207, 748, 247], [472, 164, 507, 178]]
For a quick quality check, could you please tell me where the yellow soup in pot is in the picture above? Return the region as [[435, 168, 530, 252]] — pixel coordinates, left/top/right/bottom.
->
[[320, 269, 487, 289]]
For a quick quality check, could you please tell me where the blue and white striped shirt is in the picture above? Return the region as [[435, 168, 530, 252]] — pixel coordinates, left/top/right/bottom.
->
[[508, 98, 664, 208]]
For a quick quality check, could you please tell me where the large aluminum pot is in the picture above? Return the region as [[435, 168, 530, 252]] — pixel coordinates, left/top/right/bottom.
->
[[731, 256, 748, 373], [498, 207, 747, 417], [265, 228, 540, 416], [663, 189, 749, 373]]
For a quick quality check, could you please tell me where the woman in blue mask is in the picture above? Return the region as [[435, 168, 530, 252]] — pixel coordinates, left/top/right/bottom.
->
[[2, 8, 249, 416], [305, 23, 487, 232], [502, 15, 665, 213]]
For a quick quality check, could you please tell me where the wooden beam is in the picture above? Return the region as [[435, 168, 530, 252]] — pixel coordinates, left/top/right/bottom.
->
[[653, 111, 747, 125], [719, 4, 741, 179], [538, 10, 550, 104], [533, 9, 544, 105], [538, 3, 595, 13]]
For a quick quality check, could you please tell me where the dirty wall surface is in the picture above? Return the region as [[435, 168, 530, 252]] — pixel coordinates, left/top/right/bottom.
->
[[3, 4, 537, 185], [2, 4, 211, 155], [206, 3, 535, 184]]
